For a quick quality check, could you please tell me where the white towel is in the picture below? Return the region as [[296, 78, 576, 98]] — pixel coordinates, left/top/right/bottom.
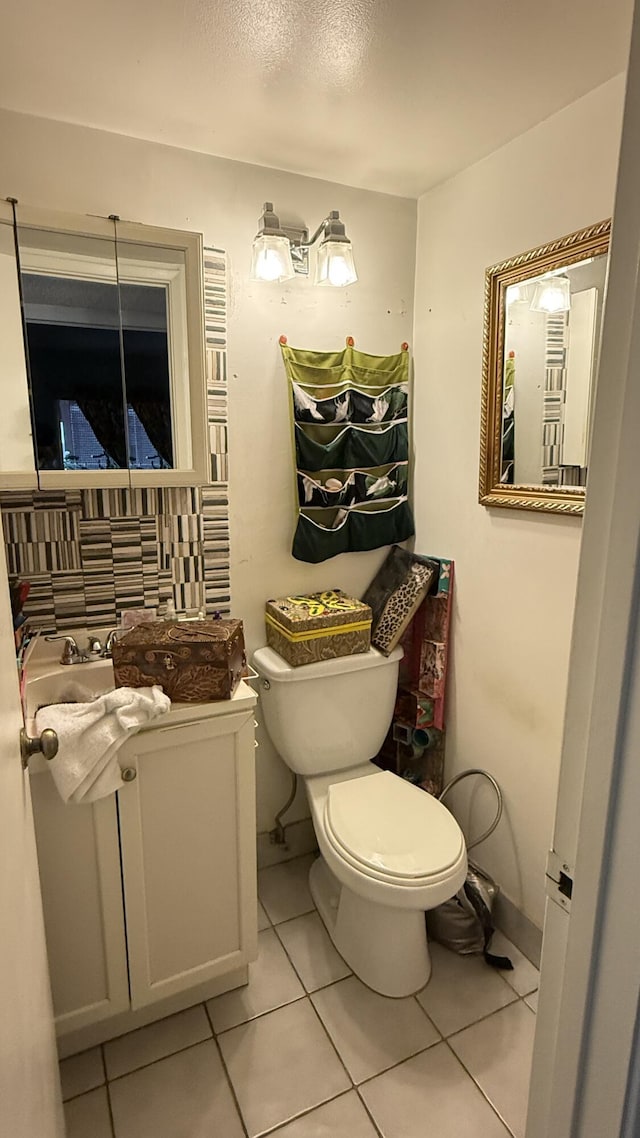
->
[[34, 686, 171, 804]]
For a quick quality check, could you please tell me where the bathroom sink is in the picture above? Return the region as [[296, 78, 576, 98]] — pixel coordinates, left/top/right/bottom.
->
[[25, 658, 116, 721], [22, 632, 257, 733]]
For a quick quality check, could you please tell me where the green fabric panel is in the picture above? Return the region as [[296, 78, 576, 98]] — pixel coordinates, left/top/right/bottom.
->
[[295, 420, 409, 471], [292, 499, 415, 564], [286, 361, 409, 389], [281, 343, 409, 384]]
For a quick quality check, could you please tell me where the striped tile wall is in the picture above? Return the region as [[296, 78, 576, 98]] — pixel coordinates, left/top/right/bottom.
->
[[0, 246, 231, 633]]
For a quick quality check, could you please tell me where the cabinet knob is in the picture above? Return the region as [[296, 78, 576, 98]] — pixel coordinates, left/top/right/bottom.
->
[[121, 767, 137, 782]]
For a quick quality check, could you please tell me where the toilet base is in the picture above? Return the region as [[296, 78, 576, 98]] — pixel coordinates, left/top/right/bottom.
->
[[309, 856, 431, 998]]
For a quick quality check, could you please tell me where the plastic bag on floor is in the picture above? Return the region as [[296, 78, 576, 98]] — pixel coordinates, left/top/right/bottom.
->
[[426, 861, 513, 970]]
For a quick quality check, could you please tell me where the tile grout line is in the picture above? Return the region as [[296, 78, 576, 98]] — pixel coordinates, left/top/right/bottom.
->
[[104, 1025, 215, 1086], [444, 991, 532, 1044], [442, 1036, 518, 1138], [261, 867, 525, 1137], [270, 914, 352, 995], [103, 1072, 117, 1138], [202, 1000, 250, 1138], [253, 1089, 368, 1138]]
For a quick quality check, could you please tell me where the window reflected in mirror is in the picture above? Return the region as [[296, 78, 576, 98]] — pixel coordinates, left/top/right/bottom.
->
[[18, 229, 127, 471], [115, 236, 189, 471], [17, 227, 186, 473]]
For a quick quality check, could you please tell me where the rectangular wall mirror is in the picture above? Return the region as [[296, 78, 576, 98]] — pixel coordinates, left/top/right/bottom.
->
[[0, 203, 207, 490], [479, 219, 611, 515]]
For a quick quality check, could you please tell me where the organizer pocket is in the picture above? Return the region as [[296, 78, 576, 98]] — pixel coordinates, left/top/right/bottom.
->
[[297, 463, 409, 508], [295, 420, 409, 472], [292, 498, 415, 564], [292, 382, 408, 425]]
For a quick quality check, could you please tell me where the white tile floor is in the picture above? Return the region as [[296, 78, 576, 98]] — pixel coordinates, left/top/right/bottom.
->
[[60, 853, 539, 1138]]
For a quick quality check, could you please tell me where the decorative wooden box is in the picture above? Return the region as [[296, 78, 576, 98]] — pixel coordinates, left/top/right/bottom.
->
[[265, 590, 372, 667], [112, 619, 246, 702]]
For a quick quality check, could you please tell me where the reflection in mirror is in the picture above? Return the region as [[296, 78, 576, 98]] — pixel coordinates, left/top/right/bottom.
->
[[479, 219, 610, 515], [501, 253, 607, 488], [0, 214, 36, 477], [17, 227, 127, 471], [114, 236, 190, 471]]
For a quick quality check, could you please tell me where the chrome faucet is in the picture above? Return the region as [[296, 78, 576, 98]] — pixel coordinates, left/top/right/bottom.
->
[[102, 629, 119, 658], [45, 635, 89, 666]]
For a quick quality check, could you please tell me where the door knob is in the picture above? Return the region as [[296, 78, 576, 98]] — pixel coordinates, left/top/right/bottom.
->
[[20, 727, 59, 770]]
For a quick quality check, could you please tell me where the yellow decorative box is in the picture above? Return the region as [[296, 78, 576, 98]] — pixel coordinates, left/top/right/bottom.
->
[[265, 590, 372, 667]]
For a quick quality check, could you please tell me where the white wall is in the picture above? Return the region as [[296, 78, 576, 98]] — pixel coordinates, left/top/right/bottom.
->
[[413, 76, 625, 928], [0, 108, 416, 833]]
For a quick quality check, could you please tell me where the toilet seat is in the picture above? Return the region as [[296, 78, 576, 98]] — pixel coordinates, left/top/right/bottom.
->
[[323, 770, 464, 886]]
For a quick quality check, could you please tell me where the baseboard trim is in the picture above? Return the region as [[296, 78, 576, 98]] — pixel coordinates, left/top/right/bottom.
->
[[256, 817, 318, 869], [494, 891, 543, 968]]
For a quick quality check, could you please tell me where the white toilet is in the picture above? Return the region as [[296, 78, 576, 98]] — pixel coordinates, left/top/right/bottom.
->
[[253, 644, 467, 997]]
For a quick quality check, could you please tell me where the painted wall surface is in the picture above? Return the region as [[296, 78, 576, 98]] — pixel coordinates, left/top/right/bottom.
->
[[0, 108, 416, 832], [412, 75, 625, 928]]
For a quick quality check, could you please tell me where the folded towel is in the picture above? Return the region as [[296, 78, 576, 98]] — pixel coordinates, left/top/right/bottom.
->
[[35, 686, 171, 804]]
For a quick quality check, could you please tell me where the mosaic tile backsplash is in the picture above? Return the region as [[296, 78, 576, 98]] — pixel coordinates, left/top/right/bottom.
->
[[1, 247, 231, 634]]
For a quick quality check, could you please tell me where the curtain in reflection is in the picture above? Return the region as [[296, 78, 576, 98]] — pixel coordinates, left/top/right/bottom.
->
[[76, 399, 128, 469], [129, 400, 173, 467]]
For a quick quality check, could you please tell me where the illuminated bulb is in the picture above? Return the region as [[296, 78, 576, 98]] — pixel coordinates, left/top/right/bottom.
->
[[315, 240, 358, 287], [250, 233, 295, 283]]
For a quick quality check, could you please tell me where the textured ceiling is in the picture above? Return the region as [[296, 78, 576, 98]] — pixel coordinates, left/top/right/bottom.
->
[[0, 0, 632, 197]]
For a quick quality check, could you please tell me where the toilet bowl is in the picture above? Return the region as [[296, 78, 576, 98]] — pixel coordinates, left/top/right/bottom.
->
[[253, 644, 467, 997]]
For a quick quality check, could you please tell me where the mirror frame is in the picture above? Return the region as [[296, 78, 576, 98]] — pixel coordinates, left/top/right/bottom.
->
[[479, 218, 611, 516]]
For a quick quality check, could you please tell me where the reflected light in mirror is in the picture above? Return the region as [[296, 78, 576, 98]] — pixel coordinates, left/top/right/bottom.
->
[[530, 274, 571, 313]]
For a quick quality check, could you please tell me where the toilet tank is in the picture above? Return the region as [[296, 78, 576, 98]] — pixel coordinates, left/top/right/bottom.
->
[[252, 645, 403, 776]]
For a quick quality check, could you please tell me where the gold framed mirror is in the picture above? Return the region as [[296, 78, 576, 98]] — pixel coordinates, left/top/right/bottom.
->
[[479, 219, 611, 515]]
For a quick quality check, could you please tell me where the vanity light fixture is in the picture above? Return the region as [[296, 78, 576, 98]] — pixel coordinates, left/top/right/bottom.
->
[[250, 202, 358, 287], [530, 274, 571, 314], [250, 202, 295, 282]]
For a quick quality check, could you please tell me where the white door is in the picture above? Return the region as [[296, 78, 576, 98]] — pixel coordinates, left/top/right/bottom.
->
[[0, 543, 63, 1134], [527, 8, 640, 1135]]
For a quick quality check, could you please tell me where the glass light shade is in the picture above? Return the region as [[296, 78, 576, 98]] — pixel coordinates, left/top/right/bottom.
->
[[530, 275, 571, 314], [250, 233, 295, 282], [314, 240, 358, 287], [506, 282, 531, 305]]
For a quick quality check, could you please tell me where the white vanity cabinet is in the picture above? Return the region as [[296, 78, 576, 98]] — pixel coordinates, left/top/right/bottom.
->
[[30, 683, 258, 1053], [29, 778, 130, 1034], [116, 707, 258, 1009]]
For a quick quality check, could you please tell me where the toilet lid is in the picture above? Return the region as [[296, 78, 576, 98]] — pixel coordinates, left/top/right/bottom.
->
[[325, 771, 464, 880]]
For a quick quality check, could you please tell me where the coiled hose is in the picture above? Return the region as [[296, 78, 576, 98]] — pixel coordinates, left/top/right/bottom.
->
[[438, 768, 503, 851]]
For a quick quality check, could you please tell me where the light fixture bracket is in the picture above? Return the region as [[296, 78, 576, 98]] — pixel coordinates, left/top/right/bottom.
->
[[283, 224, 310, 275]]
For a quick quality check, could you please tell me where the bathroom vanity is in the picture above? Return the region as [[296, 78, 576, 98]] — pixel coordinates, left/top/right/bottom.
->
[[24, 640, 258, 1057]]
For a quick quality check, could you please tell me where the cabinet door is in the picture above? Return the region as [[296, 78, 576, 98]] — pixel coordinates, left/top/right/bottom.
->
[[30, 769, 130, 1036], [117, 712, 257, 1009]]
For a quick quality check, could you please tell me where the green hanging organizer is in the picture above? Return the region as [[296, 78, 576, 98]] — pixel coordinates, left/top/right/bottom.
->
[[280, 336, 415, 564]]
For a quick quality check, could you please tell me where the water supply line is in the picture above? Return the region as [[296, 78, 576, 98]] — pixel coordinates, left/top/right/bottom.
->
[[438, 768, 503, 851], [270, 771, 298, 848]]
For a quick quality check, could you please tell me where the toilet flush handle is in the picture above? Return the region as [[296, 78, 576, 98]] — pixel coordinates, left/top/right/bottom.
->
[[262, 679, 270, 691]]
